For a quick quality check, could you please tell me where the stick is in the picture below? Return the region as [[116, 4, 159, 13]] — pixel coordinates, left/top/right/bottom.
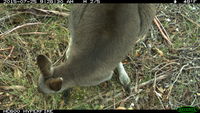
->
[[180, 13, 200, 28], [0, 47, 13, 51], [155, 16, 171, 42], [0, 85, 26, 91], [13, 8, 70, 17], [3, 46, 14, 62], [0, 22, 43, 39], [19, 32, 48, 35], [0, 13, 23, 23], [136, 74, 170, 89], [153, 17, 173, 46], [167, 63, 189, 99]]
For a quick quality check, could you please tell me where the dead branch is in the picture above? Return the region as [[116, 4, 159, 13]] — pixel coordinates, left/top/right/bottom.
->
[[0, 22, 43, 39], [0, 54, 6, 58], [0, 85, 26, 91], [74, 72, 172, 109], [167, 63, 190, 99], [153, 71, 166, 109], [105, 73, 172, 109], [3, 46, 14, 62], [0, 13, 23, 23], [0, 47, 13, 51], [13, 8, 70, 17], [151, 62, 180, 72], [136, 74, 170, 89], [179, 13, 200, 28], [19, 32, 48, 36], [155, 16, 171, 41], [184, 66, 200, 70], [104, 89, 143, 109], [153, 16, 173, 46]]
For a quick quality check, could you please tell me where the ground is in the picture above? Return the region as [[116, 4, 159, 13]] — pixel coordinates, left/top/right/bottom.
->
[[0, 4, 199, 109]]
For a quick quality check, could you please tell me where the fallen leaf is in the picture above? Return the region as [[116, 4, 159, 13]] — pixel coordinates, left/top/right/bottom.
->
[[116, 106, 126, 110], [157, 86, 165, 93], [155, 48, 164, 56], [135, 50, 141, 57], [14, 68, 22, 78]]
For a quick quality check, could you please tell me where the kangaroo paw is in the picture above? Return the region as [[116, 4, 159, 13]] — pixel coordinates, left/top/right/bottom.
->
[[62, 88, 72, 104]]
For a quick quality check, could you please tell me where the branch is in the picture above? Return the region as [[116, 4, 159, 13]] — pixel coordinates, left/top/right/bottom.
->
[[0, 85, 26, 91], [13, 8, 70, 17], [0, 13, 23, 23], [180, 13, 200, 28], [3, 46, 14, 62], [153, 16, 173, 46], [0, 22, 43, 39]]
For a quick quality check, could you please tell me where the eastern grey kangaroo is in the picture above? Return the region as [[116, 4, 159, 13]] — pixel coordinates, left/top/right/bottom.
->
[[36, 4, 156, 101]]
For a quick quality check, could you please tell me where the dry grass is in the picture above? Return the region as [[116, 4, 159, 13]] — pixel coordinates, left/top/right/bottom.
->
[[0, 4, 199, 109]]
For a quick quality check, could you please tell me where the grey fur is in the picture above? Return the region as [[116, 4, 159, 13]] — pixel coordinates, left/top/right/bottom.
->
[[37, 4, 156, 94]]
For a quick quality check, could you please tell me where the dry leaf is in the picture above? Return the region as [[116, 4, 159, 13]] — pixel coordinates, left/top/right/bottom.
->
[[59, 100, 65, 109], [157, 86, 165, 93], [128, 107, 134, 110], [116, 106, 126, 110], [155, 48, 164, 56], [135, 50, 141, 57], [14, 68, 22, 78]]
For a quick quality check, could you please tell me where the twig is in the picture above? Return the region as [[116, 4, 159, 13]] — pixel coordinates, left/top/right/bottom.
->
[[0, 47, 13, 51], [155, 68, 178, 78], [136, 74, 170, 89], [13, 8, 70, 17], [190, 94, 197, 106], [167, 63, 189, 99], [152, 62, 180, 73], [172, 64, 189, 86], [153, 17, 173, 46], [0, 54, 6, 58], [184, 66, 200, 70], [0, 85, 26, 91], [19, 32, 48, 36], [134, 69, 139, 93], [73, 72, 171, 109], [0, 22, 43, 39], [0, 13, 23, 23], [104, 91, 139, 109], [104, 73, 171, 109], [151, 62, 169, 71], [3, 46, 14, 62], [153, 72, 165, 109], [179, 13, 200, 28], [113, 87, 116, 109], [155, 16, 171, 42]]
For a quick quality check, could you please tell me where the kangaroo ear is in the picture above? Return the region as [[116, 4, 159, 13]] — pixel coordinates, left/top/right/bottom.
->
[[46, 77, 63, 91], [37, 55, 53, 77]]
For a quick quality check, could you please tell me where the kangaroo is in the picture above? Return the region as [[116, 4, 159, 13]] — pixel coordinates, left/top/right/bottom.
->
[[36, 4, 156, 100]]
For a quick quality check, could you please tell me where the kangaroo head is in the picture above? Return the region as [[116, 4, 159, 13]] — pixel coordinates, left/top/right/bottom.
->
[[36, 55, 63, 94]]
